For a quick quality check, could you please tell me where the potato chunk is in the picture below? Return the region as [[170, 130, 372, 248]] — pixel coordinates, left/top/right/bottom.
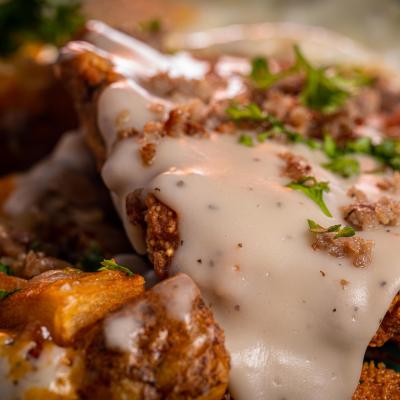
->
[[80, 273, 230, 400], [0, 269, 144, 345]]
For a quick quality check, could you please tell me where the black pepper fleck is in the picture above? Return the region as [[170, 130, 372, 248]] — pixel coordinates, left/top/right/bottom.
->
[[154, 187, 161, 192], [237, 243, 243, 248], [176, 180, 185, 187], [208, 204, 218, 210], [380, 281, 387, 287], [180, 240, 184, 246], [276, 201, 283, 208], [197, 259, 202, 264], [332, 308, 337, 313]]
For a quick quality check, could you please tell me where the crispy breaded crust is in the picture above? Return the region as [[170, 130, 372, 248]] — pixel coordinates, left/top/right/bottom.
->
[[353, 362, 400, 399], [57, 46, 121, 166]]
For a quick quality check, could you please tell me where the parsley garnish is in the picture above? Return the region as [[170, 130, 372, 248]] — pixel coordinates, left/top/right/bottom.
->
[[98, 259, 133, 277], [287, 177, 332, 217], [307, 219, 355, 238], [0, 263, 13, 276], [226, 103, 266, 121], [323, 157, 360, 178], [226, 103, 317, 149], [250, 57, 293, 89], [0, 0, 84, 56], [238, 134, 254, 147], [139, 18, 162, 34], [249, 45, 370, 114]]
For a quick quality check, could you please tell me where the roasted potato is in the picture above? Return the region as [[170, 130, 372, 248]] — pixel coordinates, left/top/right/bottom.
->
[[0, 268, 145, 345]]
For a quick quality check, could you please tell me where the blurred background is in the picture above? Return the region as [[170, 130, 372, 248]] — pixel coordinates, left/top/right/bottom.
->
[[1, 0, 400, 175]]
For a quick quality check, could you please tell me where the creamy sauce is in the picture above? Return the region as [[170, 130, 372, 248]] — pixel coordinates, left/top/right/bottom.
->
[[76, 26, 400, 399], [3, 131, 93, 217], [0, 331, 82, 400], [103, 273, 197, 351]]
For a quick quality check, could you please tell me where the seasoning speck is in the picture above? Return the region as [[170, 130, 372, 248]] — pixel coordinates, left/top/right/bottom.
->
[[332, 308, 337, 313], [197, 259, 202, 264], [380, 281, 387, 287], [154, 187, 161, 192], [176, 180, 185, 187], [320, 270, 326, 277], [237, 243, 243, 248], [234, 304, 241, 311], [208, 204, 218, 210], [340, 279, 349, 289]]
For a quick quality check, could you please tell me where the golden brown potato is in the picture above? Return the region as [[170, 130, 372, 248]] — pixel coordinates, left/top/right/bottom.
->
[[80, 273, 230, 400], [0, 268, 144, 345]]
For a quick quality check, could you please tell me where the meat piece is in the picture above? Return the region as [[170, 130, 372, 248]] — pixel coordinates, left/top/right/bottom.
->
[[279, 151, 312, 181], [311, 232, 374, 268], [352, 362, 400, 400], [343, 197, 400, 230], [80, 273, 230, 400], [377, 172, 400, 193], [145, 194, 179, 278]]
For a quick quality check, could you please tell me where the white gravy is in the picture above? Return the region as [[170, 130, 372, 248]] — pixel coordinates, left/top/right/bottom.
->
[[85, 24, 400, 399]]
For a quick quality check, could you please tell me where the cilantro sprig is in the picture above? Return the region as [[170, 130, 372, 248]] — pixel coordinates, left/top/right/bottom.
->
[[98, 259, 133, 277], [307, 219, 355, 238], [287, 177, 332, 217]]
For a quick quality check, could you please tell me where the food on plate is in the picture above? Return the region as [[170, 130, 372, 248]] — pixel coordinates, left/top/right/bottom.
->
[[56, 20, 400, 399]]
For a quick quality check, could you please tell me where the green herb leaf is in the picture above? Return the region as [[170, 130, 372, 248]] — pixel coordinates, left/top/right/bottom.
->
[[323, 156, 360, 178], [139, 18, 162, 33], [238, 134, 254, 147], [346, 137, 372, 154], [323, 133, 338, 158], [307, 219, 355, 238], [249, 57, 292, 89], [0, 0, 84, 56], [226, 103, 266, 121], [0, 289, 18, 300], [98, 259, 133, 276], [257, 131, 271, 143], [288, 177, 332, 217], [0, 263, 12, 276]]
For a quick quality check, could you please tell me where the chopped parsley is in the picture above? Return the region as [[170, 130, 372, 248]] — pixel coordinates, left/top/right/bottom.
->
[[249, 45, 371, 114], [323, 156, 360, 178], [238, 134, 254, 147], [287, 177, 332, 217], [226, 103, 266, 121], [0, 0, 84, 56], [250, 57, 293, 89], [0, 263, 13, 276], [98, 259, 133, 277], [307, 219, 355, 238], [138, 18, 162, 34], [226, 103, 318, 149]]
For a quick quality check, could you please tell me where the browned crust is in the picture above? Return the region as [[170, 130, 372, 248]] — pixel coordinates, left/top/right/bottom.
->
[[57, 47, 122, 166], [352, 362, 400, 400], [145, 194, 180, 279]]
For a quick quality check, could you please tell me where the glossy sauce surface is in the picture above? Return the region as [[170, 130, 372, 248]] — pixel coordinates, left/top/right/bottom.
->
[[91, 23, 400, 399]]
